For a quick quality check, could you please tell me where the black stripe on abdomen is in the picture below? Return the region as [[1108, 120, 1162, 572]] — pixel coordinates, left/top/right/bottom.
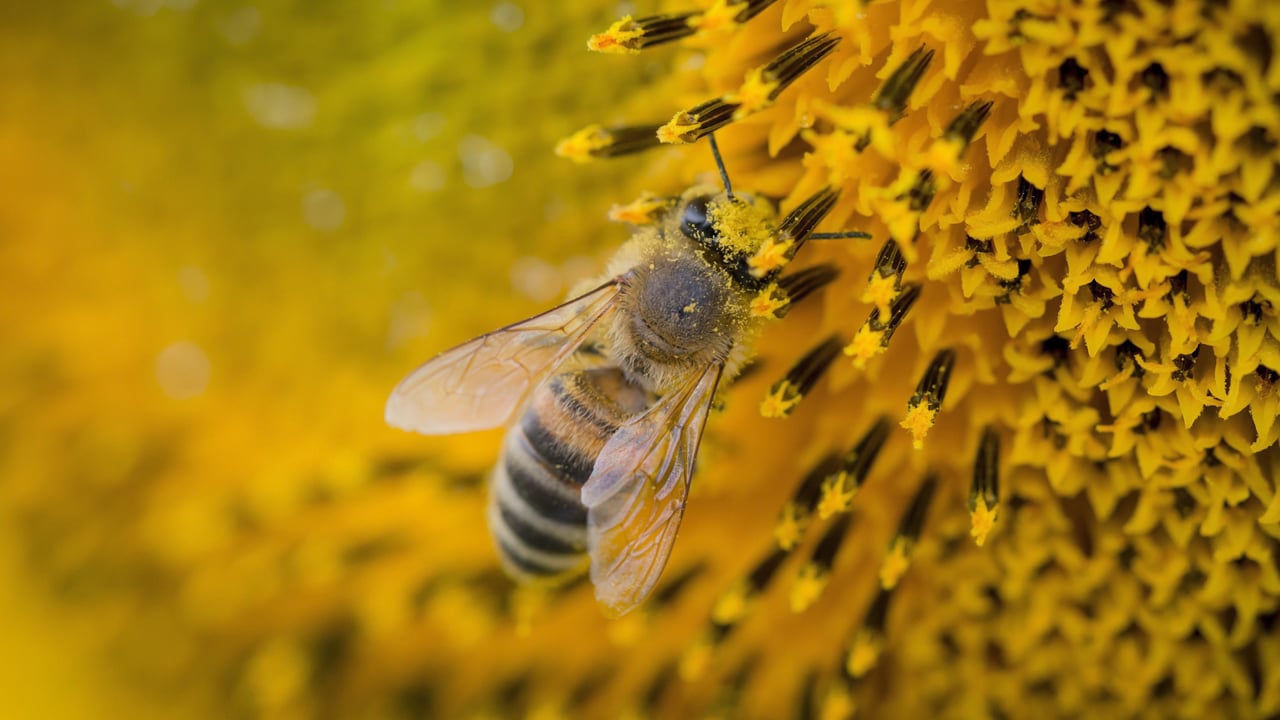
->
[[504, 427, 588, 525]]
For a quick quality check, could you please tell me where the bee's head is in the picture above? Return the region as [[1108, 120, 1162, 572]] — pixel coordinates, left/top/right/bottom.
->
[[673, 187, 778, 290]]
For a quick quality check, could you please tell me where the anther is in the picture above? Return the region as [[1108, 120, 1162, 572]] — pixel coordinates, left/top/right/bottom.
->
[[658, 98, 740, 144], [728, 32, 842, 119], [776, 453, 843, 550], [790, 514, 853, 612], [660, 33, 839, 143], [861, 238, 907, 319], [748, 186, 841, 280], [555, 123, 667, 161], [587, 13, 698, 54], [879, 473, 938, 589], [608, 192, 676, 225], [946, 101, 994, 148], [761, 336, 843, 418], [817, 417, 891, 519], [901, 349, 956, 448], [760, 263, 839, 318], [845, 587, 893, 679], [843, 283, 922, 368], [875, 46, 935, 121], [969, 426, 1000, 546]]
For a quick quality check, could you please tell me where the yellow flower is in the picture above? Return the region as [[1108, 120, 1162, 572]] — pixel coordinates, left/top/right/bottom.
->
[[5, 0, 1280, 719]]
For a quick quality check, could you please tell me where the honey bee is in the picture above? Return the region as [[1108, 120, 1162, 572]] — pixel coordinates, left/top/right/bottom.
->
[[386, 141, 852, 616]]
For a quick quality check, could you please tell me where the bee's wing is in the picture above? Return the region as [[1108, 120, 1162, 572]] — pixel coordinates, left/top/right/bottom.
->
[[386, 280, 624, 435], [582, 361, 723, 617]]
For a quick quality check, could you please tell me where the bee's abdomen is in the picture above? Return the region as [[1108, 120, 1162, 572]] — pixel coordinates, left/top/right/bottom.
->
[[490, 370, 643, 581]]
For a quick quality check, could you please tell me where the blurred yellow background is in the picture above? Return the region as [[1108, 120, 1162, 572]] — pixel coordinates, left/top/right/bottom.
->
[[0, 2, 681, 716]]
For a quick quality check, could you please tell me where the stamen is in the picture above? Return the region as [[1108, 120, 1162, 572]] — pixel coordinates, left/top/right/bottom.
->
[[555, 123, 666, 161], [689, 0, 779, 32], [775, 453, 843, 550], [969, 426, 1001, 546], [862, 237, 907, 320], [760, 335, 843, 418], [947, 100, 995, 147], [852, 45, 936, 150], [683, 546, 789, 679], [753, 263, 839, 318], [817, 417, 891, 519], [874, 46, 936, 121], [660, 33, 839, 143], [658, 98, 740, 144], [845, 588, 892, 679], [808, 230, 872, 240], [587, 13, 698, 54], [901, 349, 957, 449], [879, 473, 938, 589], [790, 514, 853, 612], [843, 283, 922, 368], [728, 32, 842, 119], [608, 192, 676, 225]]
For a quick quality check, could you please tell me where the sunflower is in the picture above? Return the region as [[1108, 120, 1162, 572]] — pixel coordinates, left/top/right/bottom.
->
[[2, 0, 1277, 718]]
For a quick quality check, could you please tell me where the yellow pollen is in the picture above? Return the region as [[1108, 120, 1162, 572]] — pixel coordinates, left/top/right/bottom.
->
[[658, 112, 699, 144], [861, 273, 899, 320], [586, 17, 643, 54], [790, 563, 829, 613], [879, 539, 911, 590], [970, 496, 998, 547], [608, 193, 670, 225], [760, 380, 802, 418], [688, 0, 739, 32], [774, 501, 808, 550], [728, 67, 780, 119], [750, 284, 790, 317], [710, 582, 751, 626], [846, 630, 884, 679], [553, 124, 611, 163], [842, 326, 885, 369], [679, 633, 714, 681], [820, 685, 857, 720], [900, 402, 939, 449], [925, 136, 965, 176], [817, 473, 856, 519], [747, 237, 794, 277]]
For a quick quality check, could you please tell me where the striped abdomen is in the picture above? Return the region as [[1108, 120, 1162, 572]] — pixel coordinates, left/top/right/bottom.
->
[[488, 366, 648, 581]]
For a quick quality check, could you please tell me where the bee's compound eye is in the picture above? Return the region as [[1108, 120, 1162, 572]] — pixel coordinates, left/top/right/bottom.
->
[[680, 196, 717, 241]]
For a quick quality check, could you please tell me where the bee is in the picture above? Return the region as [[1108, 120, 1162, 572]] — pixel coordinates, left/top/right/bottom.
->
[[386, 139, 855, 616]]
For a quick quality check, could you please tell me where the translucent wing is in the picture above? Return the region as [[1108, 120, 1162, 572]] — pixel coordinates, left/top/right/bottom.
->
[[386, 280, 623, 435], [582, 361, 723, 617]]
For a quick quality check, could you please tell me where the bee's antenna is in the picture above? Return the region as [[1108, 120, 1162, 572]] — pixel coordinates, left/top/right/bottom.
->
[[809, 231, 873, 240], [708, 133, 734, 200]]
